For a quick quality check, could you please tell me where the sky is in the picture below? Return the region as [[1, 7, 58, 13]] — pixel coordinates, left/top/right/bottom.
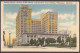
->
[[3, 4, 77, 44]]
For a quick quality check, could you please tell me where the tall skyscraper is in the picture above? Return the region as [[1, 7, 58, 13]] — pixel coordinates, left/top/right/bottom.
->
[[16, 5, 58, 38], [32, 19, 41, 33], [15, 5, 69, 46], [16, 5, 32, 37], [41, 11, 58, 34]]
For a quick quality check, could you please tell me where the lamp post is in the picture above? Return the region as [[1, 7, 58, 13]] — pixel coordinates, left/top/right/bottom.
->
[[3, 31, 6, 46], [3, 31, 5, 41], [70, 35, 71, 48], [9, 32, 11, 48], [69, 30, 71, 48]]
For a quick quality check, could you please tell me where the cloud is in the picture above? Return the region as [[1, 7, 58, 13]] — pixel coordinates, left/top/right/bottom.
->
[[59, 21, 74, 27], [59, 13, 75, 20], [32, 9, 53, 16], [3, 26, 16, 34], [59, 21, 76, 31], [5, 22, 15, 27], [3, 22, 16, 33], [4, 12, 16, 33], [5, 12, 17, 20], [3, 25, 9, 30], [59, 21, 76, 37], [10, 28, 16, 33]]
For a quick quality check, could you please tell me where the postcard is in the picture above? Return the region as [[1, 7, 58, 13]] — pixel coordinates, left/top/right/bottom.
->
[[1, 1, 79, 52]]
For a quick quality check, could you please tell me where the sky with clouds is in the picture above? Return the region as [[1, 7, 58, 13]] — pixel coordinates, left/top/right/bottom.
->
[[3, 4, 77, 34]]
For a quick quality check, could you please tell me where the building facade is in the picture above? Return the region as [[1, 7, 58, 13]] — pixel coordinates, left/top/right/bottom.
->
[[16, 5, 32, 37], [16, 6, 58, 37], [15, 5, 69, 46], [41, 11, 58, 34], [32, 19, 41, 33], [14, 33, 68, 46]]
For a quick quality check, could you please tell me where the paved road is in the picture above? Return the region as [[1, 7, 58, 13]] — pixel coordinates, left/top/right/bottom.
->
[[12, 46, 77, 52], [2, 46, 78, 52]]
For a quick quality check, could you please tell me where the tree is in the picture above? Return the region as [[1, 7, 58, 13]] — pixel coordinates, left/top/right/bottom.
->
[[45, 38, 56, 45], [36, 40, 39, 46], [52, 38, 56, 43], [38, 38, 41, 46], [66, 37, 71, 46], [71, 37, 76, 43], [71, 37, 76, 47], [45, 38, 50, 45], [30, 39, 34, 45], [66, 37, 70, 43], [57, 36, 62, 44], [62, 38, 64, 43], [61, 38, 65, 47], [34, 39, 36, 45], [38, 38, 45, 46], [34, 39, 39, 46]]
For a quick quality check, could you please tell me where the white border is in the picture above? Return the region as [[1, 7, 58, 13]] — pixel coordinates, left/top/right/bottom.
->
[[1, 1, 79, 52]]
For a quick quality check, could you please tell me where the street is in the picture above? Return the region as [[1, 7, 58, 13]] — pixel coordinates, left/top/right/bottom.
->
[[12, 46, 76, 52]]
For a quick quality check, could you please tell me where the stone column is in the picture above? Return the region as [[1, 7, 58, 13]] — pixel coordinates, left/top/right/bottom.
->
[[61, 36, 62, 41], [26, 34, 27, 44], [44, 37, 46, 46], [64, 36, 66, 43], [36, 35, 38, 40], [33, 35, 34, 40], [29, 36, 30, 43]]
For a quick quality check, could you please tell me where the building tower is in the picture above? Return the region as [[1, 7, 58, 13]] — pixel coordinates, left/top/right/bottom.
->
[[41, 11, 58, 34], [32, 19, 41, 33], [16, 5, 32, 37]]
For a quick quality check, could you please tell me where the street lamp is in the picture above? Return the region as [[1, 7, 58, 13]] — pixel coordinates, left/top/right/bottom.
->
[[70, 35, 71, 48], [9, 32, 11, 48], [3, 31, 6, 46], [3, 31, 5, 41]]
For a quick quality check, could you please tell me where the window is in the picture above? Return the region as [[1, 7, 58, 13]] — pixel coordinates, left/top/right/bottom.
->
[[27, 36, 29, 37], [34, 35, 36, 37]]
